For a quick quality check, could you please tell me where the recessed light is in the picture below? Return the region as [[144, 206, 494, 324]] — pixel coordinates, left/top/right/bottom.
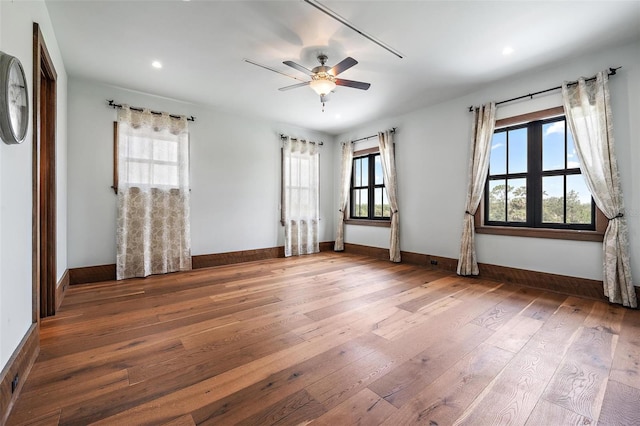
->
[[152, 61, 162, 69], [335, 114, 342, 119], [502, 46, 514, 56]]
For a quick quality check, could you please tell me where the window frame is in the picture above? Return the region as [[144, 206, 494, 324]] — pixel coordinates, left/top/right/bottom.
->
[[280, 141, 321, 226], [345, 147, 391, 227], [112, 121, 188, 194], [475, 107, 606, 242]]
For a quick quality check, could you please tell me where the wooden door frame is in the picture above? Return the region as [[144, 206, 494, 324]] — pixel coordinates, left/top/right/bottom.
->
[[32, 23, 57, 321]]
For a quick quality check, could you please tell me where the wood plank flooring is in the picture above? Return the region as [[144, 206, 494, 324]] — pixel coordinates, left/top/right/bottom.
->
[[7, 252, 640, 425]]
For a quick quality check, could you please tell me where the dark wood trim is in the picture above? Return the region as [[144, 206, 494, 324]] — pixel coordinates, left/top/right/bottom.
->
[[342, 243, 389, 260], [344, 219, 391, 228], [193, 247, 284, 270], [33, 22, 58, 319], [0, 324, 39, 425], [341, 243, 638, 305], [475, 223, 605, 241], [69, 264, 117, 285], [56, 269, 69, 310], [69, 242, 336, 285], [67, 242, 637, 305], [31, 25, 41, 324], [353, 146, 379, 157], [495, 106, 564, 128]]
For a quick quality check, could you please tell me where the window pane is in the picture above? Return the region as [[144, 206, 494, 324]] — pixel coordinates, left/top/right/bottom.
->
[[507, 178, 526, 222], [566, 129, 579, 168], [566, 175, 592, 224], [351, 189, 358, 215], [299, 188, 310, 215], [154, 164, 178, 186], [508, 128, 527, 173], [374, 187, 383, 217], [299, 158, 309, 187], [153, 139, 177, 162], [488, 179, 506, 222], [128, 161, 150, 186], [290, 157, 300, 186], [382, 188, 390, 217], [542, 120, 565, 171], [354, 188, 368, 217], [374, 155, 384, 185], [542, 175, 564, 223], [361, 157, 368, 187], [490, 132, 506, 175], [354, 159, 361, 186], [129, 136, 151, 160]]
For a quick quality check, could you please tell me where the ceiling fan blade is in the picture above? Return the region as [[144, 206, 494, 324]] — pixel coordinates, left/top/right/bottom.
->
[[283, 60, 313, 76], [279, 82, 311, 91], [244, 59, 307, 83], [335, 79, 371, 90], [329, 57, 358, 76]]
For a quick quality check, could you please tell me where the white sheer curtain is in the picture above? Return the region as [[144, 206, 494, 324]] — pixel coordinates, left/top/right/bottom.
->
[[282, 137, 320, 257], [116, 106, 191, 280], [334, 141, 353, 251], [378, 130, 400, 262], [457, 103, 496, 276], [562, 72, 636, 308]]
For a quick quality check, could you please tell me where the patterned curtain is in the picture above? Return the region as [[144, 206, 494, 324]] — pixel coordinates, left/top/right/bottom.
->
[[378, 130, 400, 262], [457, 103, 496, 276], [334, 141, 353, 251], [116, 106, 191, 280], [562, 72, 636, 308], [282, 137, 320, 257]]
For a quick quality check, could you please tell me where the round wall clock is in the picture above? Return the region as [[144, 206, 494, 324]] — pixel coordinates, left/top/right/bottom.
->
[[0, 51, 29, 144]]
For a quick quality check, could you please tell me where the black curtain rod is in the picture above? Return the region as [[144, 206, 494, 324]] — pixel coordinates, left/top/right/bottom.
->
[[468, 67, 621, 112], [107, 100, 195, 122], [351, 127, 396, 143], [280, 134, 323, 145]]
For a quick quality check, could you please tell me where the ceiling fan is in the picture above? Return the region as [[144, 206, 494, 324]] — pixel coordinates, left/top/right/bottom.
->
[[246, 54, 371, 111]]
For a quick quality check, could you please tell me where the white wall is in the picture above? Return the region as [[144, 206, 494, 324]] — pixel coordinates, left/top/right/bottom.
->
[[0, 1, 68, 369], [67, 78, 335, 268], [337, 40, 639, 283]]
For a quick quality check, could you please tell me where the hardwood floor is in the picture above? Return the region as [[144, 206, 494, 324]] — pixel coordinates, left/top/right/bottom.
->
[[7, 252, 640, 425]]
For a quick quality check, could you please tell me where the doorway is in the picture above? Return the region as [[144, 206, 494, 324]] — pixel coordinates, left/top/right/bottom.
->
[[33, 23, 57, 320]]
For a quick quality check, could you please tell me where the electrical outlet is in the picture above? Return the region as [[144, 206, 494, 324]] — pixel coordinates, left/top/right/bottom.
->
[[430, 259, 438, 265], [11, 374, 19, 393]]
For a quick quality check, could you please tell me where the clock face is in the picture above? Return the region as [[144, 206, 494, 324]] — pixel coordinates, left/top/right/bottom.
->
[[0, 52, 29, 144], [8, 60, 27, 140]]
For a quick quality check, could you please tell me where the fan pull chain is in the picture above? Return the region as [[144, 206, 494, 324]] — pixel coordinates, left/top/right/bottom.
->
[[322, 101, 326, 112]]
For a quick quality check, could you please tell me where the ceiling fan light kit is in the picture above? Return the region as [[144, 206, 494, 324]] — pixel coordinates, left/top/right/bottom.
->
[[248, 53, 371, 112], [309, 75, 336, 97]]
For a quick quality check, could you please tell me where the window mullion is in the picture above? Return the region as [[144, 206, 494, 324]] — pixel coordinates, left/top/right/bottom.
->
[[563, 174, 567, 223], [529, 122, 541, 227], [504, 131, 509, 222], [369, 154, 375, 219]]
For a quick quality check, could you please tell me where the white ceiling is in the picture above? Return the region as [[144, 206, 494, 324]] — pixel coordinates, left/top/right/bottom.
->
[[45, 0, 640, 135]]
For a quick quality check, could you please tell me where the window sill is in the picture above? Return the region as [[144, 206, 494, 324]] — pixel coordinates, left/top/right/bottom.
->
[[475, 225, 604, 242], [345, 219, 391, 228]]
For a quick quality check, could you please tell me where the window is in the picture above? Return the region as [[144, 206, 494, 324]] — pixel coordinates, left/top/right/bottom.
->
[[112, 121, 184, 193], [478, 107, 605, 241], [281, 139, 320, 256], [349, 149, 390, 222]]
